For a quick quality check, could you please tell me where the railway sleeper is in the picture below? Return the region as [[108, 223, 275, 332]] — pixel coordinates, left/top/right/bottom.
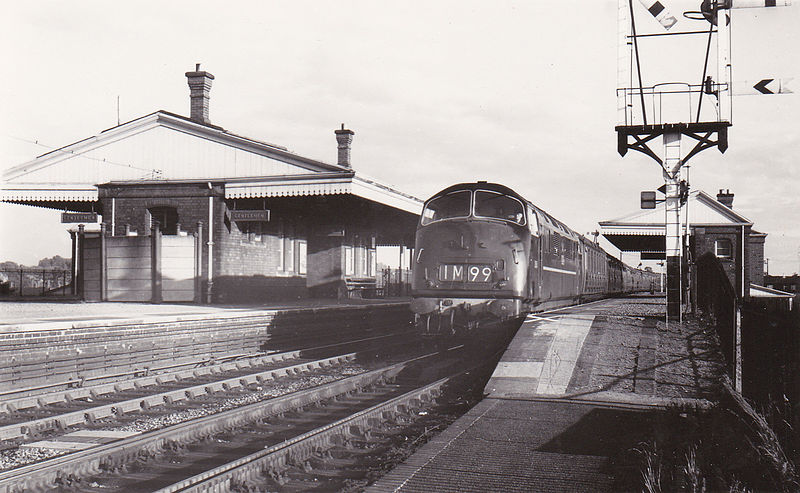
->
[[64, 388, 92, 403], [54, 410, 88, 430], [155, 374, 178, 385], [140, 394, 167, 410], [134, 376, 158, 388], [222, 380, 243, 391], [84, 405, 115, 423], [162, 390, 188, 405], [239, 374, 259, 386], [184, 387, 208, 399], [113, 381, 137, 393], [20, 420, 54, 439]]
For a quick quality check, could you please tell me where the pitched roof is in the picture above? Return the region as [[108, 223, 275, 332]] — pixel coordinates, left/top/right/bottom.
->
[[599, 190, 753, 235], [1, 111, 422, 213]]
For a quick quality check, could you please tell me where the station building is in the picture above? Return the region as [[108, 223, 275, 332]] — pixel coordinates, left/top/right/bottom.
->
[[1, 67, 422, 303], [599, 189, 766, 300]]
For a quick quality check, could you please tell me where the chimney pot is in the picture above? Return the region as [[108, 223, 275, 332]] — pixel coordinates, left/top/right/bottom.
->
[[717, 189, 734, 209], [185, 65, 215, 125], [335, 125, 354, 168]]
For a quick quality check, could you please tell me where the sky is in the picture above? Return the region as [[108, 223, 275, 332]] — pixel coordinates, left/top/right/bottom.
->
[[1, 1, 798, 274]]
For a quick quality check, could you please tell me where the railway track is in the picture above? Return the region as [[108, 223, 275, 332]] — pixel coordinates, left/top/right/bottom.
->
[[0, 331, 418, 465], [0, 344, 493, 492]]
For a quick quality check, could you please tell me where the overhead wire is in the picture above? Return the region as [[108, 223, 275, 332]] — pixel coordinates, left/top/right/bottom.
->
[[4, 134, 163, 177]]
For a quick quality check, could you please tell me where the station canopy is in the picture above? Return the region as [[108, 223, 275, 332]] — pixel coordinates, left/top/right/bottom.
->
[[598, 190, 753, 260]]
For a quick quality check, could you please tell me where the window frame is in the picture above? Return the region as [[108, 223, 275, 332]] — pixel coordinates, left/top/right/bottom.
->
[[420, 190, 473, 226], [473, 189, 526, 226], [714, 238, 733, 259]]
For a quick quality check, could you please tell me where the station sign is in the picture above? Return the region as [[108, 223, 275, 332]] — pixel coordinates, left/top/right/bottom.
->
[[229, 210, 270, 222], [61, 212, 98, 223]]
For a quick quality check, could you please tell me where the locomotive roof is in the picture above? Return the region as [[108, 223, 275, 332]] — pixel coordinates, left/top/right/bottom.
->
[[429, 182, 525, 201]]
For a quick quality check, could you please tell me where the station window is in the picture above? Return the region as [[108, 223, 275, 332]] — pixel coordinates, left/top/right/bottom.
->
[[241, 222, 265, 242], [367, 249, 377, 277], [715, 238, 733, 259], [297, 240, 307, 275], [148, 206, 179, 235], [279, 221, 306, 275], [357, 247, 367, 277], [344, 246, 354, 276]]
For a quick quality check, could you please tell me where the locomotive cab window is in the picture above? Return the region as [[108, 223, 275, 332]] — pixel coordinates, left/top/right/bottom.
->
[[421, 190, 471, 225], [474, 190, 525, 225]]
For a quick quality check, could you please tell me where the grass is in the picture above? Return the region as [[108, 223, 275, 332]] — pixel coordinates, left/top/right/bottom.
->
[[628, 380, 799, 493]]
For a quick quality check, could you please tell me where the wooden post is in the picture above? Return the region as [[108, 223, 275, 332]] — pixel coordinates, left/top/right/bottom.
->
[[77, 224, 85, 299], [100, 223, 107, 301], [70, 231, 77, 295], [151, 222, 162, 303]]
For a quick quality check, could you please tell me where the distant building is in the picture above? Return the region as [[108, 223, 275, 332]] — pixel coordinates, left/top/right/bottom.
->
[[765, 275, 800, 296], [599, 189, 766, 300]]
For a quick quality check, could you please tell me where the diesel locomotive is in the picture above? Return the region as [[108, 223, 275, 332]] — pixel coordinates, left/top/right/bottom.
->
[[410, 182, 659, 337]]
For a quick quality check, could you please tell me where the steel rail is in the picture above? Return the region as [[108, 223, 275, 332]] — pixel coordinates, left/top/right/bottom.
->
[[158, 374, 452, 493], [0, 351, 356, 442], [0, 324, 411, 402], [0, 353, 435, 493]]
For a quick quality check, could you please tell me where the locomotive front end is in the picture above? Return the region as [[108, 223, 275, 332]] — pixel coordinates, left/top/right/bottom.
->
[[410, 184, 530, 337]]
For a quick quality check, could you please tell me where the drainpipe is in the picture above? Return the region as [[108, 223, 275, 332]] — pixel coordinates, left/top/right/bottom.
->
[[207, 183, 214, 304]]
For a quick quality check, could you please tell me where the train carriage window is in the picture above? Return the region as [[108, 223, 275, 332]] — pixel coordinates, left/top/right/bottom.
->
[[474, 191, 525, 225], [421, 190, 471, 225], [527, 206, 539, 236]]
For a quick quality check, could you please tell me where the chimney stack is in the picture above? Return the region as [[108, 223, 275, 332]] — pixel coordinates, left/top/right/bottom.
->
[[185, 64, 214, 125], [717, 189, 734, 209], [335, 124, 354, 168]]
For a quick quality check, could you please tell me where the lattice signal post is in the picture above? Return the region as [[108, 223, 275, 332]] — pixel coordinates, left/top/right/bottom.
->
[[616, 0, 792, 319]]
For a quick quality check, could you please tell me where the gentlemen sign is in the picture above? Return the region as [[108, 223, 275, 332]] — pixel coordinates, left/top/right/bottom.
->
[[229, 210, 270, 222], [61, 212, 98, 223]]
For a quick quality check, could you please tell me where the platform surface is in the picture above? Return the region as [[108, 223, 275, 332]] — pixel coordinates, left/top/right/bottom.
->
[[0, 297, 409, 330], [369, 296, 727, 492]]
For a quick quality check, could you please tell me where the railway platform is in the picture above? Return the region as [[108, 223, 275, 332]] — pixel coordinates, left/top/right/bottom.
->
[[0, 297, 409, 329], [369, 295, 727, 492], [0, 298, 412, 394]]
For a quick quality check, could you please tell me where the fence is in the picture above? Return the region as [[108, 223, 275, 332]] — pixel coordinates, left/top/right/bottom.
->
[[0, 269, 73, 297], [696, 252, 799, 459], [695, 252, 737, 378], [741, 300, 800, 460], [377, 268, 411, 297]]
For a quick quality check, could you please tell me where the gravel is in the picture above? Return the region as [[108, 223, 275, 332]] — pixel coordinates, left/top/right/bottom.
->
[[0, 365, 368, 471]]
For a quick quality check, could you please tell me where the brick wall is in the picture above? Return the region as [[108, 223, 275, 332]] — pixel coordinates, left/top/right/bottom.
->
[[97, 185, 413, 304], [693, 225, 753, 298], [747, 234, 766, 287]]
